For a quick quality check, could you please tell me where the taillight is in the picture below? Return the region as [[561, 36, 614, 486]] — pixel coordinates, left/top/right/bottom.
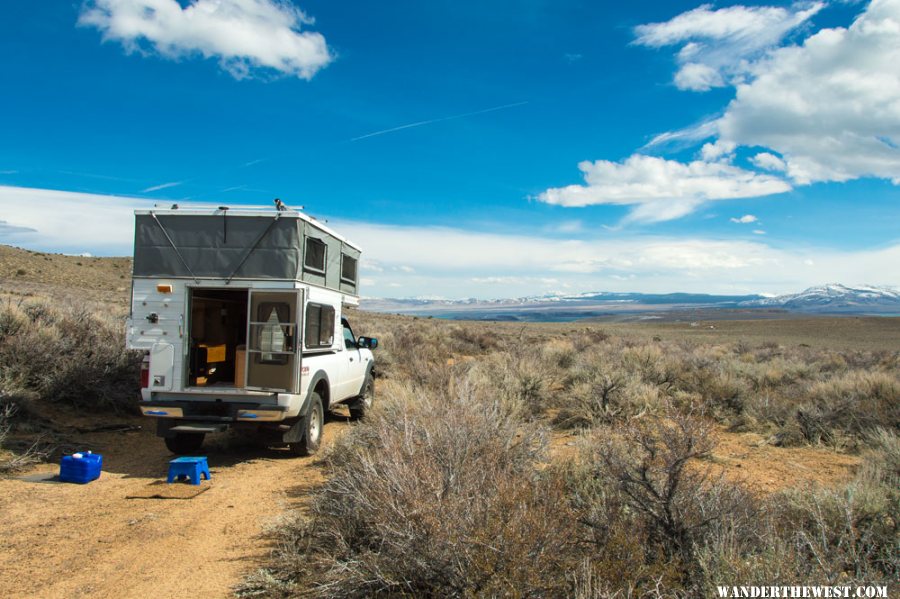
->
[[140, 354, 150, 389]]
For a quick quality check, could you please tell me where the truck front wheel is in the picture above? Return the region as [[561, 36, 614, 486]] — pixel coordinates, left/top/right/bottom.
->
[[349, 373, 374, 421], [289, 392, 323, 456], [165, 432, 205, 455]]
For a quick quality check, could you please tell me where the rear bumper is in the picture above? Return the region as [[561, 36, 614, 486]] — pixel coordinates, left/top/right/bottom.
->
[[139, 399, 289, 423]]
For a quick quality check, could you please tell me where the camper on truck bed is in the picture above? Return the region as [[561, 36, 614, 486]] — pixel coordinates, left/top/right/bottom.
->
[[125, 205, 377, 456]]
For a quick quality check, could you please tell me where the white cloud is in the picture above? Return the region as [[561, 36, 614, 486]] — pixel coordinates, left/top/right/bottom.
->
[[635, 2, 824, 91], [730, 214, 758, 223], [674, 62, 724, 91], [537, 154, 790, 222], [471, 276, 560, 286], [0, 185, 155, 253], [550, 1, 900, 224], [2, 185, 898, 298], [334, 219, 900, 297], [546, 220, 584, 234], [79, 0, 332, 80], [717, 0, 900, 184], [700, 140, 736, 162], [750, 152, 788, 172], [753, 229, 767, 235], [646, 118, 719, 149], [361, 259, 384, 273]]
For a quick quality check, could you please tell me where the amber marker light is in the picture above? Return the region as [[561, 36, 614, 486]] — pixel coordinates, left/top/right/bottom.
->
[[157, 284, 173, 293]]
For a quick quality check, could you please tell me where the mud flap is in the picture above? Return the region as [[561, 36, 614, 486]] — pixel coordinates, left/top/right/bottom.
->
[[282, 417, 306, 443], [156, 419, 177, 439]]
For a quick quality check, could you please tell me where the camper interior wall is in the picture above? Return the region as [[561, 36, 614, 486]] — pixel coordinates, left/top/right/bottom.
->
[[188, 289, 249, 387]]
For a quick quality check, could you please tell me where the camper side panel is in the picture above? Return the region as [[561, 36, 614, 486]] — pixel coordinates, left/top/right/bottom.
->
[[127, 278, 188, 391]]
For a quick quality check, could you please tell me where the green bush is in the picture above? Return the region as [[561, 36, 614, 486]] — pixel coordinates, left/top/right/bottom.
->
[[243, 378, 578, 598], [0, 300, 140, 412]]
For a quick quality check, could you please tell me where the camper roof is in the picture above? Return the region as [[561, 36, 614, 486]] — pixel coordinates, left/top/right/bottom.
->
[[132, 206, 362, 291], [134, 206, 361, 252]]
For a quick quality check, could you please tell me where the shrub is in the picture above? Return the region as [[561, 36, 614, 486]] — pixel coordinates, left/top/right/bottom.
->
[[0, 300, 141, 412], [800, 371, 900, 441], [774, 481, 899, 584], [0, 400, 47, 474], [581, 411, 760, 588], [245, 378, 579, 597]]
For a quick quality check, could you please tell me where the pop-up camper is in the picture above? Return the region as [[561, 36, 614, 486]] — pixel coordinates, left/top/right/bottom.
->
[[126, 206, 377, 455]]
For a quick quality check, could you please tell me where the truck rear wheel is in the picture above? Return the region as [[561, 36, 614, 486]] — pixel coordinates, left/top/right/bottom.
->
[[289, 392, 323, 456], [349, 373, 374, 421], [165, 432, 205, 455]]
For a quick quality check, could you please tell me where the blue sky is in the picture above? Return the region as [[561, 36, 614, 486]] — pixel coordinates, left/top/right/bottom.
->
[[0, 0, 898, 298]]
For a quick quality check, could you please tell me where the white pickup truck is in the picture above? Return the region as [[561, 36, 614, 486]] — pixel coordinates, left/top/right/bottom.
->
[[125, 207, 377, 455]]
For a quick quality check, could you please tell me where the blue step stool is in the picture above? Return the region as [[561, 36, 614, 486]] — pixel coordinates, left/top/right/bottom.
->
[[167, 456, 210, 485]]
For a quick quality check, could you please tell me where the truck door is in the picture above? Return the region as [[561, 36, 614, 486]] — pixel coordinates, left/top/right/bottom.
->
[[245, 290, 302, 393], [338, 319, 367, 399]]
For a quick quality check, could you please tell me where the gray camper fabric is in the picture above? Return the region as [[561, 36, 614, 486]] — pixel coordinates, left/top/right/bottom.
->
[[133, 213, 301, 280], [133, 212, 360, 292]]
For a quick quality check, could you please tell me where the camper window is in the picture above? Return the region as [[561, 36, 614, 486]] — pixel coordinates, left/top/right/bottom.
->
[[341, 254, 357, 284], [304, 237, 326, 273], [305, 303, 335, 349], [253, 302, 292, 364]]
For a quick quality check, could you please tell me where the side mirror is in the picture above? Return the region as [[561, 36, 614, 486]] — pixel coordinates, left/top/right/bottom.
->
[[357, 336, 378, 350]]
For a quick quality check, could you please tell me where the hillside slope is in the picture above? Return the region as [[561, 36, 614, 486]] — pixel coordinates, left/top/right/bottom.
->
[[0, 245, 132, 307]]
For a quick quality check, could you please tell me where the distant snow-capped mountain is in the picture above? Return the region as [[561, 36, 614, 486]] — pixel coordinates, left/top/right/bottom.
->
[[740, 284, 900, 312], [361, 284, 900, 320]]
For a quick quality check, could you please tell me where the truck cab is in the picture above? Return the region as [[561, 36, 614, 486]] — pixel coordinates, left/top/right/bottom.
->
[[126, 207, 377, 455]]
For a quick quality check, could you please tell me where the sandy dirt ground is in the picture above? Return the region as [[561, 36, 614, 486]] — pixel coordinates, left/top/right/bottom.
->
[[550, 427, 861, 494], [0, 412, 352, 599]]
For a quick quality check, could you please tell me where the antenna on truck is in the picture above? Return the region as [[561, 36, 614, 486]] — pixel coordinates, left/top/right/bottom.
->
[[273, 198, 304, 212], [219, 206, 229, 243]]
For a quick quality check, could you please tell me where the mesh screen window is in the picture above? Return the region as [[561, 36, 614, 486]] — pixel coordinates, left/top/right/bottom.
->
[[304, 303, 335, 349], [304, 237, 326, 273], [341, 254, 358, 284]]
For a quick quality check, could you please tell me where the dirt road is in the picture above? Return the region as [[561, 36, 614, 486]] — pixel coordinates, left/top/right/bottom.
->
[[0, 413, 351, 599]]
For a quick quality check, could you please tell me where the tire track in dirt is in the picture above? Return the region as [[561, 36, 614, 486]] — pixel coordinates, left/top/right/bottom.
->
[[0, 415, 350, 599]]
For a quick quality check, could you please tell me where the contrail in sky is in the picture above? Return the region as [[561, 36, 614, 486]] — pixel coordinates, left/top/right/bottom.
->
[[141, 181, 182, 193], [349, 101, 529, 142]]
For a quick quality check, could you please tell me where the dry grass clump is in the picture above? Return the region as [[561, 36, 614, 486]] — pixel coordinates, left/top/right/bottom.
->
[[0, 400, 47, 474], [0, 299, 141, 412], [565, 411, 761, 595], [355, 311, 899, 447], [568, 412, 897, 595], [242, 378, 579, 598], [523, 330, 898, 449], [248, 365, 897, 596], [244, 313, 898, 595]]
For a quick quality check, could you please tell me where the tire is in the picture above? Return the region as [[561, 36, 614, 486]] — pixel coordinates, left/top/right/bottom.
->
[[165, 432, 205, 455], [289, 392, 324, 456], [349, 373, 374, 421]]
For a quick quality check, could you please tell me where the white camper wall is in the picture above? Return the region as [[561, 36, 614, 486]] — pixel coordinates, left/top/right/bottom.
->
[[127, 277, 304, 392], [127, 278, 188, 388]]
